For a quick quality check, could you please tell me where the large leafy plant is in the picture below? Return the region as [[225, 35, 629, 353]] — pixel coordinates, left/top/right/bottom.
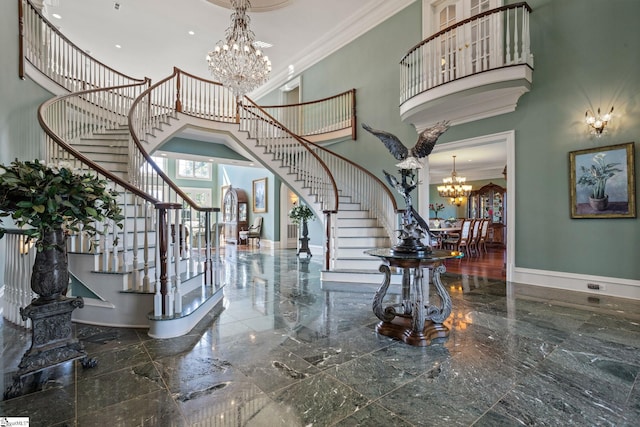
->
[[577, 153, 622, 199], [0, 159, 124, 250], [288, 203, 315, 225]]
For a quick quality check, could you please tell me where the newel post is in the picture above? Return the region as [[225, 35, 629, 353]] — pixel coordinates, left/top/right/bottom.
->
[[174, 67, 182, 112]]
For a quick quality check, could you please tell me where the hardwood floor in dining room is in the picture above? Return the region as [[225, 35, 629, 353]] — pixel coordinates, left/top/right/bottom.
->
[[444, 246, 506, 280]]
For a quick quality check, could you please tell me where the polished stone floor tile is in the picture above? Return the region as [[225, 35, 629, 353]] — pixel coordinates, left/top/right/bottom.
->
[[270, 372, 371, 426], [2, 248, 640, 426], [76, 389, 186, 427]]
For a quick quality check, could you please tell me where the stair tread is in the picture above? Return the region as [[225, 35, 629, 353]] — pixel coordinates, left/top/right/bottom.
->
[[148, 284, 223, 321]]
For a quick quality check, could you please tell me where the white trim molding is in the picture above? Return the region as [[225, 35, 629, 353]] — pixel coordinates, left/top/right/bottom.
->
[[512, 267, 640, 301]]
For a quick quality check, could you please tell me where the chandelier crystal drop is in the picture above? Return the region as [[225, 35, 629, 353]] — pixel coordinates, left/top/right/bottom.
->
[[437, 155, 472, 201], [206, 0, 272, 97]]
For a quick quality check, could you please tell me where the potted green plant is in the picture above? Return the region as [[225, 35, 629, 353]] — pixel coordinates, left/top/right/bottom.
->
[[577, 152, 622, 211], [0, 159, 123, 300], [288, 203, 314, 257]]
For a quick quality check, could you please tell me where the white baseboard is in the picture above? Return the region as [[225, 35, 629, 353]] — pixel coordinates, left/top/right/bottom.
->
[[511, 267, 640, 301]]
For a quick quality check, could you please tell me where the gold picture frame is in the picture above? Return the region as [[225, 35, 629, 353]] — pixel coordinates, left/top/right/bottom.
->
[[252, 178, 267, 213], [569, 142, 636, 218]]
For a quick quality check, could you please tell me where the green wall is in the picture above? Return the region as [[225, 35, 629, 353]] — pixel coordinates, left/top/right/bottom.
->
[[2, 0, 639, 283], [262, 0, 639, 281], [218, 165, 279, 242], [0, 0, 55, 287], [438, 0, 639, 279]]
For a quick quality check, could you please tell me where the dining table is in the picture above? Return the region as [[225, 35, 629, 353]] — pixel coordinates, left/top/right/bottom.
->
[[429, 227, 460, 236]]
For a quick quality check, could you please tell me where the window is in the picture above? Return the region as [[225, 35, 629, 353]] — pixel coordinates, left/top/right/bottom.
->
[[142, 156, 167, 175], [177, 159, 211, 180], [183, 187, 212, 208]]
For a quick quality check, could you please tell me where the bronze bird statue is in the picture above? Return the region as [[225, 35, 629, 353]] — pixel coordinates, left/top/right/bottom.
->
[[362, 121, 449, 169]]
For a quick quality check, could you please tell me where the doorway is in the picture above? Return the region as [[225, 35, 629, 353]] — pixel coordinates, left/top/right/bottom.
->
[[428, 130, 515, 280]]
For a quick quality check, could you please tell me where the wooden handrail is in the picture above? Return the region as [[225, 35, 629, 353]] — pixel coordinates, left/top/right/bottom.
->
[[240, 97, 340, 213], [37, 83, 159, 205], [306, 138, 399, 213], [257, 89, 356, 109], [19, 0, 144, 85], [127, 68, 221, 212], [401, 2, 532, 63]]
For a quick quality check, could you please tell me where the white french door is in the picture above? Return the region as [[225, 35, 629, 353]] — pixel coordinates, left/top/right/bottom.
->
[[424, 0, 502, 83]]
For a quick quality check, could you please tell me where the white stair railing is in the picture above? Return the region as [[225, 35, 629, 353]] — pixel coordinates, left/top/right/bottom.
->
[[257, 89, 356, 140], [19, 0, 145, 92], [400, 2, 533, 105]]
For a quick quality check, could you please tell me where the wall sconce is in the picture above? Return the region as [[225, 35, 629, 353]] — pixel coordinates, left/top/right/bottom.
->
[[585, 107, 613, 136]]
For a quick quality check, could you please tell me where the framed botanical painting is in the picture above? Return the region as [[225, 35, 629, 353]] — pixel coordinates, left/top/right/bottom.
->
[[569, 142, 636, 218], [253, 178, 267, 213]]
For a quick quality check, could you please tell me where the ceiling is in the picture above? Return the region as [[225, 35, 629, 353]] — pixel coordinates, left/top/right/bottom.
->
[[41, 0, 506, 182]]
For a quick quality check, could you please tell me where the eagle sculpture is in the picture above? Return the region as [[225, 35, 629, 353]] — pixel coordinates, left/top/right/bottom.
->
[[361, 121, 450, 252], [362, 121, 449, 169]]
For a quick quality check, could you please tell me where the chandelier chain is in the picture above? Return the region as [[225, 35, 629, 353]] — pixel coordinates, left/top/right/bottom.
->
[[206, 0, 272, 97]]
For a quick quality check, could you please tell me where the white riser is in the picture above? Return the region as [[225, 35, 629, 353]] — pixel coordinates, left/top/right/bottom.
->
[[81, 133, 129, 141], [76, 151, 129, 163], [339, 203, 362, 211], [334, 258, 384, 270], [339, 218, 379, 228], [74, 139, 128, 149], [337, 210, 370, 219], [337, 236, 390, 247], [337, 227, 387, 238], [336, 247, 373, 258], [94, 160, 128, 173]]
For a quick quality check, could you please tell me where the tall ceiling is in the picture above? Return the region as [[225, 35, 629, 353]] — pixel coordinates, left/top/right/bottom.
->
[[41, 0, 506, 181], [41, 0, 413, 95]]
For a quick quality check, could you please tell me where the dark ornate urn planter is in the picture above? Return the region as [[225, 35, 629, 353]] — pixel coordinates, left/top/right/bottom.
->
[[297, 220, 312, 257], [4, 229, 96, 400], [30, 229, 69, 301]]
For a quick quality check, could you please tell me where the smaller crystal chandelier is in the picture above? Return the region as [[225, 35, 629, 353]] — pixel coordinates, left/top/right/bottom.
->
[[585, 107, 613, 137], [437, 155, 472, 203], [206, 0, 272, 98]]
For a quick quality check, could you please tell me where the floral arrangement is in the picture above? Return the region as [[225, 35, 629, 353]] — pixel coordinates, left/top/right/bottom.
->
[[0, 159, 124, 250], [577, 152, 622, 200], [429, 202, 445, 219], [288, 203, 315, 225]]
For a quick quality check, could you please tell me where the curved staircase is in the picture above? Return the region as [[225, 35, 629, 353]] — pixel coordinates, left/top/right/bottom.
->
[[5, 0, 401, 338]]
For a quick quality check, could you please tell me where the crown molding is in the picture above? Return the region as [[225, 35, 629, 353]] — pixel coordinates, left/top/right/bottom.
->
[[251, 0, 415, 99]]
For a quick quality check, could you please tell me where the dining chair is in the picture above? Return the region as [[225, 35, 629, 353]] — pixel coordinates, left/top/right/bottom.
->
[[443, 219, 472, 255], [478, 218, 490, 254], [468, 218, 483, 257]]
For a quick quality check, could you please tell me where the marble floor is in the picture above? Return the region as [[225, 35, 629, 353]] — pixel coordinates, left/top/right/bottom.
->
[[1, 247, 640, 426]]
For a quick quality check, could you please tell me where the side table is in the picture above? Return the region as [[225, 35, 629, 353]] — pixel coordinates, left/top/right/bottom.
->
[[365, 248, 463, 346]]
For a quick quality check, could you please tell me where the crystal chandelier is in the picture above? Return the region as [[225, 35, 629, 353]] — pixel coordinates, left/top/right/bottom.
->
[[206, 0, 272, 97], [437, 155, 472, 202]]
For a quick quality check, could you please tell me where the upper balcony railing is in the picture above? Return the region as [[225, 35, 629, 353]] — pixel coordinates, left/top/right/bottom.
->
[[19, 0, 146, 91], [400, 2, 532, 106], [257, 90, 357, 142]]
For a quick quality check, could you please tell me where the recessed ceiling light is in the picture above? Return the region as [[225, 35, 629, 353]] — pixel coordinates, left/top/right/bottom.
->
[[188, 30, 195, 36], [52, 13, 62, 19], [115, 44, 121, 49]]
